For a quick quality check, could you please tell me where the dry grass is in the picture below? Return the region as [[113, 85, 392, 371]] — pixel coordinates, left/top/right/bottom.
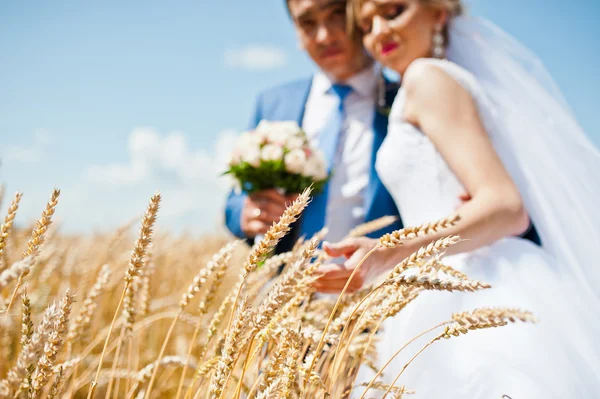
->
[[0, 188, 534, 399]]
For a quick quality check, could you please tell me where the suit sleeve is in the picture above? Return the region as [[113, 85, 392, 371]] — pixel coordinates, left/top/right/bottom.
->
[[223, 93, 264, 241]]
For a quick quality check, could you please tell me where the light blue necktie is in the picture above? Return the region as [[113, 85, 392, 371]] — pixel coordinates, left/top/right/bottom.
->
[[300, 84, 353, 239]]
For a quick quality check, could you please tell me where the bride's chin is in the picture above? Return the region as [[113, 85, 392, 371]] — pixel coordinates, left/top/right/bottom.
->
[[378, 58, 407, 75], [373, 53, 407, 74]]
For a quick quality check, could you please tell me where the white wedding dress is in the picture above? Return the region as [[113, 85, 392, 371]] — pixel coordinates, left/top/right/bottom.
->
[[354, 58, 600, 398]]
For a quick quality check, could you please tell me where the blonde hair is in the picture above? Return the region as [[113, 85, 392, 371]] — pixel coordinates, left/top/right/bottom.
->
[[352, 0, 464, 16], [422, 0, 464, 17], [348, 0, 464, 40]]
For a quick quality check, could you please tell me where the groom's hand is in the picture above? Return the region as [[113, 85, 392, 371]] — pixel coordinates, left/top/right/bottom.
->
[[313, 238, 381, 294], [241, 189, 298, 238]]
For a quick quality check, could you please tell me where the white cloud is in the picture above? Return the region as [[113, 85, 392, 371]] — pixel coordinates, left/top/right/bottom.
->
[[224, 44, 288, 70], [1, 128, 51, 163], [79, 127, 239, 233], [1, 127, 239, 236], [86, 127, 237, 188]]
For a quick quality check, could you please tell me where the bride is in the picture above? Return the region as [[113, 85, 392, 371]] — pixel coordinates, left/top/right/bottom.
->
[[313, 0, 600, 397]]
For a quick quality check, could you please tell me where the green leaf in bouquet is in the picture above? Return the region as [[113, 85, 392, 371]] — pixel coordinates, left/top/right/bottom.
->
[[224, 159, 329, 195]]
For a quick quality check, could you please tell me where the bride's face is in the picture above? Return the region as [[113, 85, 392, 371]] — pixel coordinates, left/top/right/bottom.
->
[[356, 0, 446, 74]]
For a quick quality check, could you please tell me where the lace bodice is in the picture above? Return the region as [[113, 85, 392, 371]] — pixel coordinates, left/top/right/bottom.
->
[[376, 58, 490, 227]]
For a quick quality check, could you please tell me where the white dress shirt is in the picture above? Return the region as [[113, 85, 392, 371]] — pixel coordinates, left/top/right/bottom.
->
[[302, 64, 378, 242]]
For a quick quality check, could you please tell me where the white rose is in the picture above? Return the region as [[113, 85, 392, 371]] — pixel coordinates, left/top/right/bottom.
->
[[257, 120, 301, 144], [273, 121, 301, 136], [242, 145, 261, 167], [261, 144, 284, 162], [313, 157, 328, 181], [303, 154, 328, 181], [284, 148, 307, 174], [241, 131, 263, 147], [302, 158, 324, 181], [255, 120, 277, 143], [229, 149, 243, 166], [285, 134, 305, 150], [255, 119, 272, 130]]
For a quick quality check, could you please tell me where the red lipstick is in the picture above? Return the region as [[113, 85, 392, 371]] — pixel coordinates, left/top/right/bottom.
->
[[381, 42, 399, 55]]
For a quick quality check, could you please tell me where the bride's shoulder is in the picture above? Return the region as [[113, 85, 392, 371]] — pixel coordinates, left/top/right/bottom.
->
[[401, 58, 483, 120], [402, 58, 479, 96]]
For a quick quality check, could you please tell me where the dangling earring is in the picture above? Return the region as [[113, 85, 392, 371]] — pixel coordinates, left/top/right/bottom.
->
[[432, 24, 445, 59], [376, 68, 392, 116]]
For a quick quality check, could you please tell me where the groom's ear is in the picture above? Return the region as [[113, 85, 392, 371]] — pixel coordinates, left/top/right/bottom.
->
[[296, 31, 306, 50]]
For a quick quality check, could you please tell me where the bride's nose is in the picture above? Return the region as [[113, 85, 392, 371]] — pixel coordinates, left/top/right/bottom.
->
[[372, 15, 392, 38]]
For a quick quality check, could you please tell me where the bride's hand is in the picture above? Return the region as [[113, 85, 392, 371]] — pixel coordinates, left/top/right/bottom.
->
[[313, 237, 392, 294]]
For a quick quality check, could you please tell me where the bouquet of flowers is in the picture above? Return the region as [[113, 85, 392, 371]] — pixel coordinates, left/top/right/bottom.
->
[[225, 120, 329, 194]]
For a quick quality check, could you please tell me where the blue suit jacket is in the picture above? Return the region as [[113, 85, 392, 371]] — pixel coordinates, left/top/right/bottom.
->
[[224, 76, 404, 253]]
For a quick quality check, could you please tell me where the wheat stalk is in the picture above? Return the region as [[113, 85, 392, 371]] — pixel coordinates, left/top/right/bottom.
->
[[146, 240, 240, 399], [0, 191, 23, 274], [0, 257, 34, 292], [387, 235, 461, 279], [390, 268, 490, 293], [349, 216, 399, 238], [209, 296, 250, 399], [3, 189, 60, 329], [243, 188, 310, 279], [20, 290, 34, 348], [68, 264, 111, 343], [379, 308, 536, 399], [174, 241, 239, 399], [2, 294, 64, 397], [185, 289, 236, 399], [125, 356, 194, 399], [88, 192, 160, 399], [30, 289, 74, 397], [47, 365, 65, 399], [379, 214, 460, 248]]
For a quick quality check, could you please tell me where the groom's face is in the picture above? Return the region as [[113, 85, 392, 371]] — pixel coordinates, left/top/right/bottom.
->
[[288, 0, 369, 81]]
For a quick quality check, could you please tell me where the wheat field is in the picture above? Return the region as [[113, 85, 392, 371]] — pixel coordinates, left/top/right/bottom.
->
[[0, 187, 534, 399]]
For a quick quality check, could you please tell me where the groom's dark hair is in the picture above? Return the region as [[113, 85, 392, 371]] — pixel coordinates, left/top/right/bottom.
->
[[284, 0, 349, 17]]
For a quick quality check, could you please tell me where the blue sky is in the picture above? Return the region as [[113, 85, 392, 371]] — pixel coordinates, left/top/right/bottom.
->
[[1, 0, 599, 235]]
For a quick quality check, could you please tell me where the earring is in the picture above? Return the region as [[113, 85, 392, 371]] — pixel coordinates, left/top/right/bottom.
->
[[432, 24, 445, 59]]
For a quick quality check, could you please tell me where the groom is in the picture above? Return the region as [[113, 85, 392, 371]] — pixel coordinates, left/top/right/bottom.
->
[[224, 0, 403, 252]]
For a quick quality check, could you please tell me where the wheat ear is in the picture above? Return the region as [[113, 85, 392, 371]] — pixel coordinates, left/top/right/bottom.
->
[[0, 191, 23, 274], [68, 264, 112, 343], [380, 308, 536, 399], [348, 215, 399, 238], [2, 295, 64, 397], [30, 290, 74, 397], [209, 296, 250, 399], [0, 257, 34, 292], [379, 214, 460, 248], [3, 189, 60, 321], [87, 192, 160, 399]]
